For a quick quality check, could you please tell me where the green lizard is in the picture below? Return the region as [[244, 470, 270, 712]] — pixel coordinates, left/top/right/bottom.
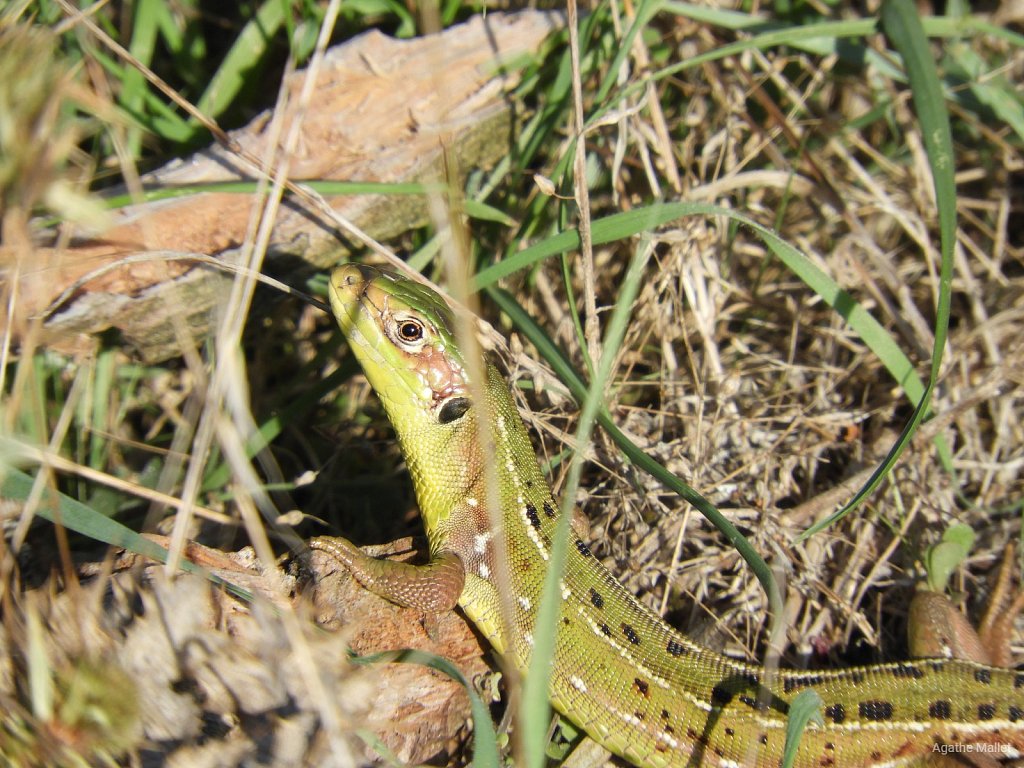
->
[[312, 263, 1024, 767]]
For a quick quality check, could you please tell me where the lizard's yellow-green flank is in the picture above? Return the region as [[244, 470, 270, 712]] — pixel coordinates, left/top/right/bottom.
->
[[316, 263, 1024, 767]]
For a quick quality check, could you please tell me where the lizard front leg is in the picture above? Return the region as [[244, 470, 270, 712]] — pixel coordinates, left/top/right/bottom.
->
[[308, 536, 466, 613]]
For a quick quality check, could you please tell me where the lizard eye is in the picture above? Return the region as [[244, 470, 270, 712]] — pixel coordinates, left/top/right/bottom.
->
[[396, 318, 424, 343]]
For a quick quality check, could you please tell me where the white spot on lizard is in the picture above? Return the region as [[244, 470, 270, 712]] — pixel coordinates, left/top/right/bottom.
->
[[560, 580, 572, 600], [657, 731, 680, 750], [569, 675, 589, 694]]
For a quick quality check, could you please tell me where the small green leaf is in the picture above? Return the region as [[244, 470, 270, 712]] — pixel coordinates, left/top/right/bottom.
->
[[924, 523, 975, 593], [464, 199, 517, 226], [782, 689, 825, 768]]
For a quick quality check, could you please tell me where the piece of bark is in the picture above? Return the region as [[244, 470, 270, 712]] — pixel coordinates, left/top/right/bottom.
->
[[306, 538, 496, 765], [9, 11, 563, 362]]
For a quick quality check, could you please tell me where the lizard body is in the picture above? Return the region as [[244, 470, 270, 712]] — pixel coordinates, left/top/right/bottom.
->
[[317, 263, 1024, 767]]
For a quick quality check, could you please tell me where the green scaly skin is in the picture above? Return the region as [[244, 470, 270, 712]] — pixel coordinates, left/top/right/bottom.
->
[[318, 263, 1024, 767]]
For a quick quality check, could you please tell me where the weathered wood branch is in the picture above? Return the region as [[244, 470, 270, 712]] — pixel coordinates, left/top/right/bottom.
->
[[9, 11, 562, 362]]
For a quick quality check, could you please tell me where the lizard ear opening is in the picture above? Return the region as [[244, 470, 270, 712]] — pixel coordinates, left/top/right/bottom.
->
[[438, 397, 471, 424]]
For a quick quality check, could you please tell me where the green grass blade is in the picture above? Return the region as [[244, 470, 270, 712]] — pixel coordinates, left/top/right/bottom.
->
[[593, 0, 663, 104], [84, 47, 193, 143], [944, 41, 1024, 144], [121, 0, 162, 158], [628, 7, 1023, 137], [802, 0, 957, 538], [481, 198, 954, 556], [464, 199, 518, 227], [202, 364, 352, 492], [522, 240, 653, 768], [100, 180, 447, 211], [195, 0, 289, 123], [485, 286, 783, 625], [478, 203, 931, 417], [782, 690, 824, 768], [477, 203, 713, 289], [0, 463, 253, 601]]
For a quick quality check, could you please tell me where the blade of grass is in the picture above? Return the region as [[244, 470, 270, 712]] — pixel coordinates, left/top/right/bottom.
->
[[202, 364, 352, 491], [88, 347, 115, 471], [486, 283, 783, 635], [522, 238, 653, 768], [611, 6, 1024, 141], [802, 0, 957, 537], [100, 180, 445, 209], [0, 464, 252, 600], [593, 0, 662, 104], [477, 203, 934, 427], [781, 690, 825, 768], [84, 47, 194, 143], [943, 41, 1024, 144], [482, 197, 955, 584], [194, 0, 290, 124], [121, 0, 162, 158]]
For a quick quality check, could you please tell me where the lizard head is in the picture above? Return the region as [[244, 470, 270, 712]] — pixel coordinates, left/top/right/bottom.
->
[[329, 263, 472, 432]]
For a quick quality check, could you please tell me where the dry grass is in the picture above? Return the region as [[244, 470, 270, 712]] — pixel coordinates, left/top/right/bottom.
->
[[1, 0, 1022, 765]]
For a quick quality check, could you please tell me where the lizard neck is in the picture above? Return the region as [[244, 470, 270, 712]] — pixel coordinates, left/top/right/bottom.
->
[[391, 370, 514, 553]]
